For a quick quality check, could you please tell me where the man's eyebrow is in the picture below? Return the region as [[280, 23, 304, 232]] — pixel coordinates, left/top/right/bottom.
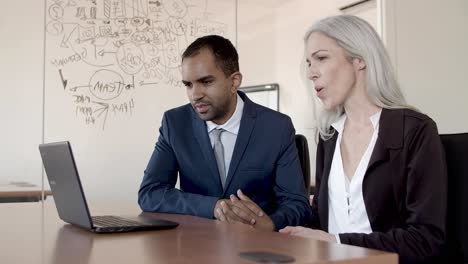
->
[[196, 75, 214, 82]]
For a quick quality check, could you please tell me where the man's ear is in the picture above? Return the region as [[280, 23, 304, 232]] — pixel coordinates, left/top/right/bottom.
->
[[230, 72, 243, 93], [353, 58, 366, 71]]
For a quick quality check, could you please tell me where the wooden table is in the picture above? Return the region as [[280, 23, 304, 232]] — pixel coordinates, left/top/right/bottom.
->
[[0, 181, 52, 202], [0, 200, 397, 264]]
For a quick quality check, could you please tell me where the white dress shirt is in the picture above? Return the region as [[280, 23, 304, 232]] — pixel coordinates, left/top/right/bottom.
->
[[206, 94, 244, 177], [328, 110, 382, 243]]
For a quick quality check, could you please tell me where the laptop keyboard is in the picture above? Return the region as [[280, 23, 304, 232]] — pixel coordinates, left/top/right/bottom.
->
[[92, 215, 143, 227]]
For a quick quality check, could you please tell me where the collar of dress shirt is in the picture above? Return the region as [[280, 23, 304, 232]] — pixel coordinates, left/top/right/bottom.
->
[[331, 110, 382, 134], [206, 93, 244, 135]]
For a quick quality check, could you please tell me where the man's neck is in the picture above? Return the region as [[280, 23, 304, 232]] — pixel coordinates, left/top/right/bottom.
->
[[212, 94, 238, 125]]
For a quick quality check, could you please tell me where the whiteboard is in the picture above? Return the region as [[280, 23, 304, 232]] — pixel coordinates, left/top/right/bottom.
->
[[240, 83, 279, 111], [43, 0, 237, 201]]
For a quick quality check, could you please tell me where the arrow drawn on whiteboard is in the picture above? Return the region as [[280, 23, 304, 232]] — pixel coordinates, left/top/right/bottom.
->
[[97, 49, 116, 56], [58, 69, 68, 90], [92, 101, 109, 130], [70, 85, 91, 92]]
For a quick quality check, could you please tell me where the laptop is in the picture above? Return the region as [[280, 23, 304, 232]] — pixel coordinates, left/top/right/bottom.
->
[[38, 141, 178, 233]]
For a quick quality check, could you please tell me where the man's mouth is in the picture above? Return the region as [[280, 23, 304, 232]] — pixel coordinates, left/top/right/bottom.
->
[[194, 103, 210, 114]]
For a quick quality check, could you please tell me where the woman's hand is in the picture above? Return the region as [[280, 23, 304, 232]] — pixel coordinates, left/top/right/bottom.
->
[[279, 226, 337, 243]]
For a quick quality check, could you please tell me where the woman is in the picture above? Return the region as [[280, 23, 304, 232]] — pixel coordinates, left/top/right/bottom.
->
[[279, 15, 447, 263]]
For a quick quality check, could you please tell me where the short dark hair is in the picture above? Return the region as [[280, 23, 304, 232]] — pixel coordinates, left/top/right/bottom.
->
[[182, 35, 239, 76]]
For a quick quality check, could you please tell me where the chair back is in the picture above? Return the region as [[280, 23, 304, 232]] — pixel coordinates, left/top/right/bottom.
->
[[295, 134, 311, 194], [440, 133, 468, 262]]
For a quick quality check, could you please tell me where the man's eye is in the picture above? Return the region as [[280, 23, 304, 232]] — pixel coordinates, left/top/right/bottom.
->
[[317, 56, 327, 61], [203, 80, 213, 84]]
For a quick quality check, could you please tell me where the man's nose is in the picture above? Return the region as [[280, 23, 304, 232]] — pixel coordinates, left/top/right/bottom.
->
[[190, 84, 204, 101]]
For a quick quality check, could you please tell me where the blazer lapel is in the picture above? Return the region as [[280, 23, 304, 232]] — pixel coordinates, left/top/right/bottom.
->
[[223, 92, 256, 193], [367, 108, 404, 171], [366, 138, 389, 171], [191, 111, 223, 190], [322, 135, 337, 186], [318, 133, 337, 231]]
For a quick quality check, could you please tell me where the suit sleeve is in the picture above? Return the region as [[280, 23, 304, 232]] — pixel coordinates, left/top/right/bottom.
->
[[269, 117, 312, 230], [138, 113, 218, 218], [338, 119, 447, 263]]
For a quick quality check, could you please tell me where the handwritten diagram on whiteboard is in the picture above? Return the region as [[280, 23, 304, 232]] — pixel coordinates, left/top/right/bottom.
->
[[45, 0, 235, 130]]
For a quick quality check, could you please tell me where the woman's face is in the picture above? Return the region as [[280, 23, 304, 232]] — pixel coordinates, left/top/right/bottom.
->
[[305, 32, 363, 110]]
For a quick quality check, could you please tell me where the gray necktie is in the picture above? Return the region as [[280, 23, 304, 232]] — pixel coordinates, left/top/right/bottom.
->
[[212, 128, 226, 189]]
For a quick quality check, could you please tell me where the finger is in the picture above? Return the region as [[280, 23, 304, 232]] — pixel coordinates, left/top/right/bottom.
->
[[214, 208, 220, 220], [221, 202, 232, 223], [237, 189, 253, 202], [230, 204, 256, 225], [282, 227, 304, 236], [279, 226, 294, 234], [237, 190, 264, 217], [222, 201, 244, 223], [232, 198, 261, 217], [230, 194, 239, 202], [214, 199, 228, 220], [217, 208, 227, 222], [230, 195, 257, 224], [242, 200, 264, 217], [291, 228, 311, 237]]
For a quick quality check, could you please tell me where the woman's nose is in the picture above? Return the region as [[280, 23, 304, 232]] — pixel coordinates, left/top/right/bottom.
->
[[307, 67, 319, 81]]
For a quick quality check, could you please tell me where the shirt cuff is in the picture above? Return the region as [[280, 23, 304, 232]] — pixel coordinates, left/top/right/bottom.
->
[[335, 234, 341, 244]]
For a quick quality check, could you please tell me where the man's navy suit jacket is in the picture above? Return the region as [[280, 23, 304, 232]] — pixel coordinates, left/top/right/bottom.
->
[[138, 91, 311, 230]]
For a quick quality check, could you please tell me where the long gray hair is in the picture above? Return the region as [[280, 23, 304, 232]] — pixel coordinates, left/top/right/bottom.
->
[[304, 15, 412, 140]]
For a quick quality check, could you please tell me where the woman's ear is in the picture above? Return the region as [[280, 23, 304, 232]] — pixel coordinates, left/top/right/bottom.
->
[[353, 58, 366, 71]]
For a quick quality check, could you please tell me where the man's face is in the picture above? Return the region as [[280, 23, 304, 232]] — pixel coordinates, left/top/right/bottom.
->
[[182, 48, 240, 124]]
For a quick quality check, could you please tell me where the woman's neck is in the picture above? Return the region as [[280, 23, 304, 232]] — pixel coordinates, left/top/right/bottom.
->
[[343, 89, 381, 126]]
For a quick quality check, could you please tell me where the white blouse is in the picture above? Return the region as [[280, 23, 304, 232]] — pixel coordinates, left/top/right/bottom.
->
[[327, 111, 381, 243]]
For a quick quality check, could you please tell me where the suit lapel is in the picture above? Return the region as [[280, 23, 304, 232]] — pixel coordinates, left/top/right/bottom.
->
[[223, 92, 256, 194], [192, 111, 223, 191]]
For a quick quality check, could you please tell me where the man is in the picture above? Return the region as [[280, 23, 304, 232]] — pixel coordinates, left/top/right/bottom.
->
[[138, 35, 310, 231]]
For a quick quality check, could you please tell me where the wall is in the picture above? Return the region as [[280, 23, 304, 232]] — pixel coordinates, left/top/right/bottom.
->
[[0, 1, 44, 186], [238, 0, 340, 185], [383, 0, 468, 134]]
